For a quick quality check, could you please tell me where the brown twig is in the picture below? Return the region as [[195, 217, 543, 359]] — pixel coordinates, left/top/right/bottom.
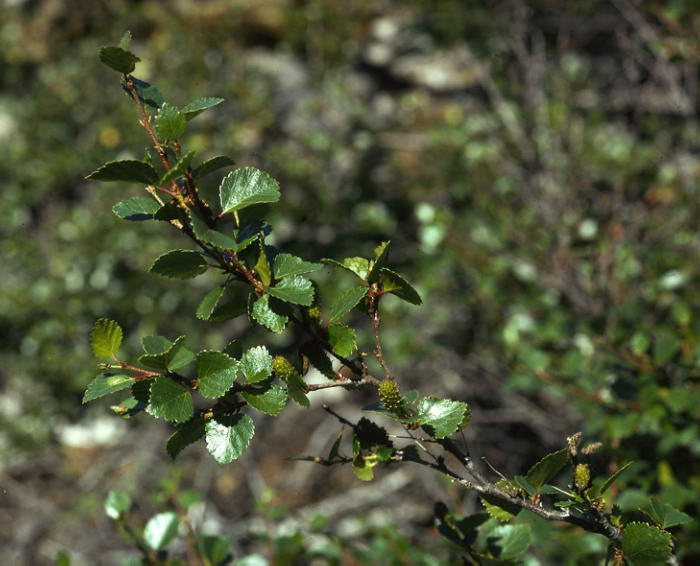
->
[[367, 286, 394, 379]]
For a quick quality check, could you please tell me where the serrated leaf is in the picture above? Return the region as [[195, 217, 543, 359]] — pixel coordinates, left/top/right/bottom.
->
[[525, 448, 569, 491], [160, 150, 195, 185], [118, 31, 131, 51], [90, 318, 123, 358], [267, 276, 314, 306], [242, 384, 287, 416], [322, 257, 371, 279], [167, 418, 206, 459], [192, 155, 235, 179], [240, 346, 273, 384], [182, 96, 224, 120], [205, 415, 255, 464], [251, 294, 288, 333], [104, 490, 131, 519], [480, 494, 521, 522], [219, 167, 281, 214], [124, 77, 164, 109], [188, 209, 239, 250], [368, 241, 391, 283], [598, 462, 635, 496], [112, 197, 160, 221], [489, 524, 532, 560], [644, 499, 692, 529], [147, 377, 194, 423], [328, 286, 367, 323], [99, 45, 140, 73], [132, 380, 151, 404], [286, 372, 309, 408], [210, 285, 250, 322], [143, 512, 179, 551], [150, 249, 208, 279], [139, 335, 194, 371], [83, 374, 135, 403], [273, 253, 322, 279], [412, 396, 467, 439], [155, 103, 186, 140], [327, 325, 357, 358], [621, 522, 672, 566], [379, 268, 422, 305], [196, 351, 238, 399], [196, 287, 225, 320], [86, 160, 158, 184], [153, 202, 187, 222]]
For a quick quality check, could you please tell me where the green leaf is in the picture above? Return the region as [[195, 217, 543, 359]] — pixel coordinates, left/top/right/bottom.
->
[[124, 77, 164, 109], [286, 372, 309, 408], [196, 351, 238, 398], [160, 150, 195, 185], [251, 294, 288, 333], [150, 249, 208, 279], [240, 346, 273, 384], [322, 257, 371, 279], [328, 430, 343, 461], [83, 374, 135, 403], [273, 253, 323, 279], [653, 331, 682, 366], [139, 335, 194, 371], [242, 384, 287, 416], [153, 202, 187, 222], [353, 455, 375, 481], [598, 461, 635, 496], [328, 286, 367, 323], [192, 155, 235, 179], [514, 475, 537, 496], [379, 268, 422, 305], [223, 340, 243, 359], [267, 276, 314, 306], [155, 103, 186, 140], [167, 417, 206, 459], [86, 160, 158, 184], [489, 524, 532, 560], [621, 522, 672, 566], [182, 96, 224, 120], [143, 511, 179, 551], [254, 243, 272, 287], [367, 241, 391, 283], [209, 285, 250, 321], [112, 197, 160, 221], [196, 287, 225, 320], [300, 341, 334, 378], [90, 318, 123, 358], [99, 46, 140, 74], [525, 448, 569, 491], [188, 209, 240, 250], [205, 415, 255, 464], [480, 494, 521, 523], [327, 325, 357, 358], [219, 167, 281, 214], [148, 377, 194, 423], [412, 396, 467, 439], [118, 30, 131, 51], [197, 535, 231, 566], [104, 490, 131, 519], [644, 498, 693, 529]]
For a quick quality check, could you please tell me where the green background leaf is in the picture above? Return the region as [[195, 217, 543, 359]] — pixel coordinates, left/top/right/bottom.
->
[[143, 511, 179, 551], [104, 490, 131, 519]]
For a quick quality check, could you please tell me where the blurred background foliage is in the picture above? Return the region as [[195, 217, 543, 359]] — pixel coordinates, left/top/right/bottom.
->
[[1, 0, 699, 564]]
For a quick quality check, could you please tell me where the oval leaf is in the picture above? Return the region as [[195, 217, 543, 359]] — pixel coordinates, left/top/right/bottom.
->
[[327, 325, 357, 358], [193, 155, 234, 179], [183, 96, 224, 120], [273, 253, 323, 279], [99, 46, 140, 74], [242, 384, 287, 416], [83, 373, 135, 403], [196, 351, 238, 399], [167, 417, 206, 460], [86, 160, 158, 184], [266, 276, 314, 306], [251, 294, 288, 334], [155, 103, 186, 140], [379, 268, 422, 305], [328, 286, 367, 323], [112, 197, 160, 221], [413, 396, 467, 439], [205, 415, 255, 464], [147, 377, 194, 423], [150, 249, 208, 279], [240, 346, 273, 384], [525, 449, 570, 491], [143, 512, 179, 551], [219, 167, 280, 214], [621, 522, 672, 566], [90, 318, 123, 358]]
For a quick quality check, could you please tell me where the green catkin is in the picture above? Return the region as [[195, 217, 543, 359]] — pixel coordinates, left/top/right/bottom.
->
[[575, 463, 591, 490], [272, 355, 296, 381], [378, 379, 405, 415]]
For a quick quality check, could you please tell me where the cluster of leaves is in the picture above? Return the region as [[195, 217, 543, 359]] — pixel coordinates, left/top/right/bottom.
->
[[81, 32, 696, 566]]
